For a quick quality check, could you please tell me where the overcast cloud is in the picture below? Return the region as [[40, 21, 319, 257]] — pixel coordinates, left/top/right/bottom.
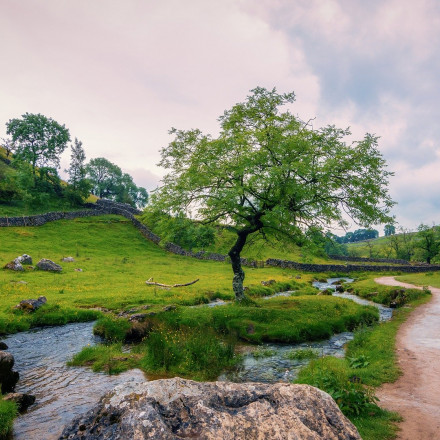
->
[[1, 0, 439, 233]]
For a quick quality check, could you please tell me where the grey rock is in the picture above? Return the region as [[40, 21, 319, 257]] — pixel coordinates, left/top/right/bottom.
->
[[62, 257, 75, 262], [0, 351, 14, 374], [0, 342, 8, 350], [59, 378, 361, 440], [15, 296, 47, 312], [4, 392, 36, 412], [3, 260, 24, 271], [128, 313, 148, 322], [16, 254, 32, 265], [36, 259, 62, 272], [74, 268, 83, 272], [0, 351, 19, 394], [162, 305, 176, 312]]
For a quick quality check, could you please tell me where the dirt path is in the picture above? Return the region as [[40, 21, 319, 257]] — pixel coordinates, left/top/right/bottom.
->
[[374, 276, 440, 439]]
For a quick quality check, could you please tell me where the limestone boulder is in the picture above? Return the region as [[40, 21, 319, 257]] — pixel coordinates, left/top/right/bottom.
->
[[62, 257, 75, 262], [36, 259, 62, 272], [59, 378, 361, 440]]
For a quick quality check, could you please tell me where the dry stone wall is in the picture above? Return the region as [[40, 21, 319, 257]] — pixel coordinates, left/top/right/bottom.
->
[[328, 255, 410, 265]]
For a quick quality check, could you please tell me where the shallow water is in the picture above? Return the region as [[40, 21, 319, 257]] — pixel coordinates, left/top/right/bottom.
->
[[1, 278, 393, 438], [219, 278, 393, 383], [1, 322, 146, 440]]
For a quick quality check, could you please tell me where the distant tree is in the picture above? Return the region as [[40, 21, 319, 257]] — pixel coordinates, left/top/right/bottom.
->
[[86, 157, 123, 198], [86, 157, 148, 208], [415, 224, 440, 264], [384, 224, 396, 236], [6, 113, 70, 183], [1, 137, 15, 158], [150, 87, 394, 300], [65, 138, 91, 204]]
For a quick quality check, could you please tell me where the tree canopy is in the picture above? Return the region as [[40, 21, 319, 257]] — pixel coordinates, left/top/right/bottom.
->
[[86, 157, 148, 208], [6, 113, 70, 181], [151, 87, 394, 300]]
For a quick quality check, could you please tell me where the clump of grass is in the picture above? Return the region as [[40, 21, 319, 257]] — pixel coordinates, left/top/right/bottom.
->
[[93, 316, 131, 342], [68, 343, 138, 374], [283, 348, 318, 360], [138, 327, 237, 380], [252, 348, 276, 358], [296, 357, 380, 417], [0, 396, 17, 438]]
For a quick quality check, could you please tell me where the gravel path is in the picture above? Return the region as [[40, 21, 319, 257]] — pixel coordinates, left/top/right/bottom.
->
[[374, 276, 440, 439]]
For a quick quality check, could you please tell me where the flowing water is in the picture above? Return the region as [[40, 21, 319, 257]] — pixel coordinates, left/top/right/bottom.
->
[[1, 322, 146, 440], [1, 278, 393, 438]]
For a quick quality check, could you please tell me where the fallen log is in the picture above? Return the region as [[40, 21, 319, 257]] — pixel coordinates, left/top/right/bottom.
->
[[145, 278, 200, 288]]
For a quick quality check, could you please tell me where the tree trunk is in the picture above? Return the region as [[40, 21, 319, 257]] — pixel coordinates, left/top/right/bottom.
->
[[228, 230, 250, 301]]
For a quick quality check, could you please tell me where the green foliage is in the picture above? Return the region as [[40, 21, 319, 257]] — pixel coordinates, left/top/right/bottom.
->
[[283, 348, 318, 360], [252, 348, 276, 358], [348, 354, 370, 369], [296, 357, 379, 416], [414, 224, 440, 264], [86, 157, 148, 208], [93, 316, 131, 342], [138, 327, 236, 380], [384, 224, 395, 236], [0, 396, 17, 438], [351, 278, 427, 307], [6, 113, 70, 180], [68, 343, 138, 374], [151, 86, 394, 299], [141, 210, 215, 250]]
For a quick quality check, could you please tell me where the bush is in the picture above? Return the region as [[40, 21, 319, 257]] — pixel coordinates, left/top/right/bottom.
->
[[93, 316, 131, 342]]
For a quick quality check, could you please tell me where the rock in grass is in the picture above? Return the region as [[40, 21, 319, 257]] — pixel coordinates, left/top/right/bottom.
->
[[61, 256, 75, 262], [16, 254, 32, 265], [15, 296, 47, 312], [59, 378, 361, 440], [36, 259, 62, 272], [4, 392, 36, 412], [3, 260, 24, 271]]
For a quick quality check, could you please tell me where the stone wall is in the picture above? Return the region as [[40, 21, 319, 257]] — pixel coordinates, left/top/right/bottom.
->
[[265, 258, 440, 273], [328, 255, 410, 265]]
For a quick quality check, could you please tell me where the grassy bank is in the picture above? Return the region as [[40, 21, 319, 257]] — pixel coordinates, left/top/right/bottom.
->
[[0, 396, 17, 439], [296, 285, 431, 439]]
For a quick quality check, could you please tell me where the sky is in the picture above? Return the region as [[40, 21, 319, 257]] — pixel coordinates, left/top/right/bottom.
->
[[1, 0, 439, 234]]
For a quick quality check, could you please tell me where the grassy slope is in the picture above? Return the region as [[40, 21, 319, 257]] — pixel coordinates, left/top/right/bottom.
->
[[2, 214, 359, 335]]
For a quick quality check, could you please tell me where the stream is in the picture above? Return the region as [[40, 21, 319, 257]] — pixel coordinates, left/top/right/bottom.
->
[[1, 278, 393, 439]]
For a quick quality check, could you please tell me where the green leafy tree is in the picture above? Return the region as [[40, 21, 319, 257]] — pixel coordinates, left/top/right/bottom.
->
[[86, 157, 148, 208], [65, 138, 92, 204], [86, 157, 123, 198], [384, 224, 396, 236], [6, 113, 70, 183], [151, 87, 395, 300], [415, 224, 440, 264]]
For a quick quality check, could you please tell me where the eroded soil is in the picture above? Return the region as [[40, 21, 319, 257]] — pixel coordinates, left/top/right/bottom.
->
[[375, 276, 440, 439]]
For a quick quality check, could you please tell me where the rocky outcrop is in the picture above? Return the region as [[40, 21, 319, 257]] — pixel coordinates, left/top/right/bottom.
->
[[59, 378, 361, 440], [36, 259, 62, 272], [0, 351, 19, 394], [15, 296, 47, 312]]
